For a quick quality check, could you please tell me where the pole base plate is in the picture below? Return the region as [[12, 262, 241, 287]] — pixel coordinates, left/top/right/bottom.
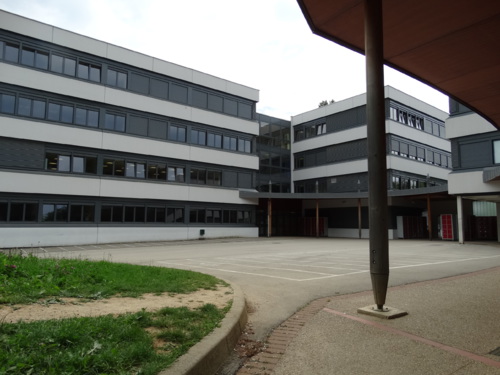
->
[[357, 305, 408, 319]]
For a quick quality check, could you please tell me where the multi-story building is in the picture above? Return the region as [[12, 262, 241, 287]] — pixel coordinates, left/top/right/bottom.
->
[[0, 10, 260, 248], [446, 99, 500, 242], [290, 87, 452, 239]]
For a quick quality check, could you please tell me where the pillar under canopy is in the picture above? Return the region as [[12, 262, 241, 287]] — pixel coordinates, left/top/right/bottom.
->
[[364, 0, 389, 310]]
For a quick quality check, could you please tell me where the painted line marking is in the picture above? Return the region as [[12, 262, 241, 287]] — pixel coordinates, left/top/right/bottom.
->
[[323, 307, 500, 369]]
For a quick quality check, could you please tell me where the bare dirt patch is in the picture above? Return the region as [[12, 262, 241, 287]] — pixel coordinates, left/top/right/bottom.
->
[[0, 285, 233, 323]]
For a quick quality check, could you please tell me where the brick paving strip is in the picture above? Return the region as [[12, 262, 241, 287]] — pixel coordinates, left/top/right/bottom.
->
[[236, 297, 332, 375]]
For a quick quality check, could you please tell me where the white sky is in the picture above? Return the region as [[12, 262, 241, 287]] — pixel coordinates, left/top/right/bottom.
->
[[0, 0, 449, 119]]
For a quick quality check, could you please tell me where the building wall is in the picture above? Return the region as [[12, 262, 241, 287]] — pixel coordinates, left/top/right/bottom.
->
[[0, 10, 260, 248]]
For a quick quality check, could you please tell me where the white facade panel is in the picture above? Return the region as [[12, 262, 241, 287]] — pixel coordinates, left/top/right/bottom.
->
[[0, 117, 104, 149], [387, 156, 450, 180], [0, 227, 258, 248], [52, 28, 108, 57], [292, 126, 367, 153], [0, 10, 54, 44], [446, 113, 496, 139], [448, 171, 500, 195], [386, 121, 451, 151], [0, 171, 102, 196], [189, 147, 259, 170], [293, 160, 367, 181]]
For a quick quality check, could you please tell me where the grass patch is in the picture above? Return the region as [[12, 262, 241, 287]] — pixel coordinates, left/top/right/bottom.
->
[[0, 252, 224, 304], [0, 251, 231, 374]]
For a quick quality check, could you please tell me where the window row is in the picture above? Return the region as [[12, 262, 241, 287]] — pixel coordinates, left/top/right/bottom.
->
[[294, 122, 326, 141], [389, 106, 445, 138], [0, 201, 254, 225], [43, 152, 252, 188], [0, 90, 253, 154], [391, 176, 441, 190], [391, 139, 451, 168], [0, 35, 254, 120], [0, 40, 101, 82]]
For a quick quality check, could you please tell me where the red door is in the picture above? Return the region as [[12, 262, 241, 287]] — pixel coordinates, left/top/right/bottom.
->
[[440, 214, 454, 240]]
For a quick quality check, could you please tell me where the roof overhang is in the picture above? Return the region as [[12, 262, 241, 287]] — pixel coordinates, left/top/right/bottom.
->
[[296, 0, 500, 129]]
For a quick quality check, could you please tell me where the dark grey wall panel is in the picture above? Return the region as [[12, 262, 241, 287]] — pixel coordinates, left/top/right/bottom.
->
[[193, 90, 208, 108], [150, 79, 168, 99], [459, 141, 491, 168], [128, 116, 148, 136], [148, 119, 167, 139], [0, 137, 44, 169], [326, 106, 366, 132], [208, 95, 223, 112], [169, 84, 188, 104], [224, 98, 238, 116], [223, 171, 238, 188], [238, 102, 252, 119], [129, 72, 150, 95], [238, 172, 251, 188]]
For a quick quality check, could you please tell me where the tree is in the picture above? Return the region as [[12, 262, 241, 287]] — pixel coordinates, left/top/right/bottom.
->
[[318, 99, 335, 107]]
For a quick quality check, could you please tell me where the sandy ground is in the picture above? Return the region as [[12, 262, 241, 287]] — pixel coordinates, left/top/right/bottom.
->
[[0, 285, 233, 323]]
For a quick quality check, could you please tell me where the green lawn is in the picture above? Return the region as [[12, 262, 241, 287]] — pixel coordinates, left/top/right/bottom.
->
[[0, 252, 231, 375]]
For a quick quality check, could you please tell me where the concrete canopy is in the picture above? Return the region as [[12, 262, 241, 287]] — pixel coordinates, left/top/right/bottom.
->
[[296, 0, 500, 129]]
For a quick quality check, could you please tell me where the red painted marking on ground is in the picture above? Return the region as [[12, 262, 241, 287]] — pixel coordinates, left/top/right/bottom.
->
[[323, 307, 500, 369]]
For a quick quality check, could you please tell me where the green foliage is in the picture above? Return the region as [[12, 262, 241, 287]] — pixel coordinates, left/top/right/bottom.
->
[[0, 251, 231, 374], [0, 252, 221, 304], [0, 304, 226, 374]]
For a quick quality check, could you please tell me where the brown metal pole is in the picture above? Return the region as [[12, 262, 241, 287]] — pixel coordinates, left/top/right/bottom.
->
[[364, 0, 389, 311]]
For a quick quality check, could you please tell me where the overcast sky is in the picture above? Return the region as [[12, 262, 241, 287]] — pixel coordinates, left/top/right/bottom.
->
[[0, 0, 449, 119]]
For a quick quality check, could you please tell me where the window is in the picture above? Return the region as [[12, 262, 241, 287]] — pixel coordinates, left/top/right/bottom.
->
[[125, 162, 146, 178], [21, 46, 49, 69], [392, 176, 401, 189], [70, 204, 95, 222], [147, 163, 167, 180], [190, 208, 206, 223], [207, 170, 222, 186], [9, 202, 38, 221], [207, 133, 222, 148], [104, 113, 126, 131], [77, 61, 101, 82], [75, 107, 99, 127], [168, 124, 186, 142], [0, 202, 7, 221], [316, 123, 326, 135], [101, 205, 124, 222], [48, 102, 74, 123], [4, 42, 19, 63], [190, 168, 206, 184], [206, 209, 222, 223], [18, 97, 46, 118], [103, 159, 125, 176], [146, 207, 166, 223], [167, 166, 185, 182], [223, 136, 237, 151], [107, 68, 128, 88], [42, 204, 68, 222], [294, 129, 304, 141], [0, 93, 15, 114], [124, 206, 145, 222], [167, 207, 184, 223], [50, 54, 76, 76], [191, 129, 206, 145], [45, 153, 97, 174], [223, 210, 238, 224], [238, 139, 251, 153]]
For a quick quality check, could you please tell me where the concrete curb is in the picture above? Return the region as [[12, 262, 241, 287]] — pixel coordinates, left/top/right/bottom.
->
[[159, 281, 248, 375]]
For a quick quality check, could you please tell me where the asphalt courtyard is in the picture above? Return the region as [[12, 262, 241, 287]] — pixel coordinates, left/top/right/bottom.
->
[[36, 237, 500, 342]]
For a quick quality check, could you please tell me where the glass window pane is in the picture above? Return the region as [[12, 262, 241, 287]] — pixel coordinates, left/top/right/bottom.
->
[[214, 134, 222, 148], [175, 208, 184, 223], [48, 103, 60, 121], [0, 41, 3, 60], [87, 110, 99, 127], [83, 205, 94, 222], [58, 155, 71, 172], [10, 203, 24, 221], [5, 42, 19, 62], [199, 131, 206, 145], [112, 206, 123, 222], [103, 159, 114, 175], [207, 133, 215, 147], [176, 167, 185, 182], [18, 97, 31, 116], [78, 62, 89, 80], [42, 204, 55, 221], [107, 69, 117, 85], [114, 160, 125, 176], [136, 207, 145, 222], [115, 115, 125, 132], [101, 206, 112, 221], [61, 105, 73, 123], [117, 72, 127, 88], [25, 203, 38, 221], [105, 114, 115, 130], [90, 65, 101, 82], [0, 202, 8, 221], [177, 127, 186, 142], [73, 156, 84, 173], [21, 47, 35, 66], [51, 54, 64, 73], [35, 51, 49, 70], [230, 137, 237, 150], [55, 204, 68, 221], [85, 156, 97, 174], [63, 57, 76, 76], [70, 205, 83, 221], [136, 163, 145, 178], [124, 206, 135, 222], [126, 162, 135, 177], [1, 94, 15, 114], [75, 108, 87, 125], [32, 100, 46, 118], [45, 153, 58, 170], [167, 166, 175, 181]]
